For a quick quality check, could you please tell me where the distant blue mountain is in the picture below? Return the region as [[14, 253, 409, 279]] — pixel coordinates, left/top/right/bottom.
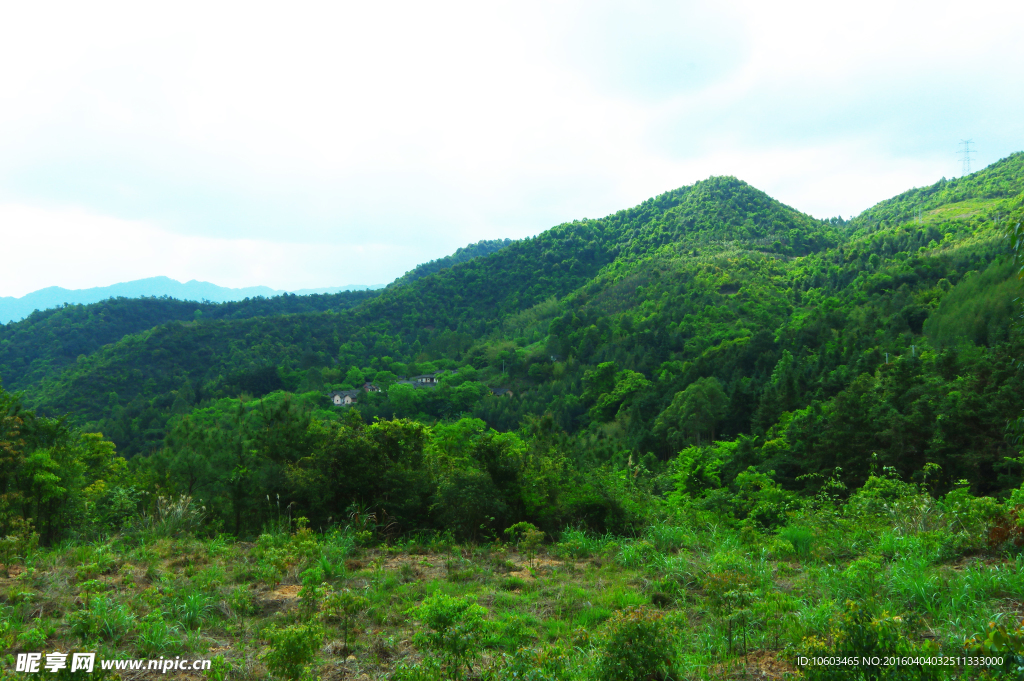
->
[[0, 276, 384, 324]]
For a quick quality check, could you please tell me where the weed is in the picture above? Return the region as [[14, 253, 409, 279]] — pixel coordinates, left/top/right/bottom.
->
[[490, 645, 580, 680], [68, 595, 135, 644], [779, 524, 815, 558], [206, 654, 232, 681], [135, 612, 182, 657], [499, 575, 528, 591], [175, 590, 214, 629], [145, 495, 208, 538], [505, 522, 545, 567]]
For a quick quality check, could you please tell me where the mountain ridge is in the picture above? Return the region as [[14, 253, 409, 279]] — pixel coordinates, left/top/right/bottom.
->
[[5, 158, 1023, 496], [0, 276, 385, 324]]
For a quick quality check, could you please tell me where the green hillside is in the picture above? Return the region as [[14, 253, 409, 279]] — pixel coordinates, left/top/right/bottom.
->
[[386, 238, 515, 289], [0, 289, 381, 392], [15, 177, 841, 454], [11, 164, 1020, 491]]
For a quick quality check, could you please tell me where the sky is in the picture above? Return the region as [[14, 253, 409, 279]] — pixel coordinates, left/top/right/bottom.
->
[[1, 0, 1022, 298]]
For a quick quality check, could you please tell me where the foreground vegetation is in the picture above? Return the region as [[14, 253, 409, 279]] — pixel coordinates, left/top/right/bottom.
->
[[2, 471, 1023, 680]]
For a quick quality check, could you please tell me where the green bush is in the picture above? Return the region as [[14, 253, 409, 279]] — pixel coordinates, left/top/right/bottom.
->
[[965, 618, 1024, 677], [298, 566, 327, 615], [15, 619, 53, 649], [595, 606, 677, 681], [227, 585, 261, 617], [408, 593, 487, 679], [262, 623, 325, 681], [801, 601, 940, 681]]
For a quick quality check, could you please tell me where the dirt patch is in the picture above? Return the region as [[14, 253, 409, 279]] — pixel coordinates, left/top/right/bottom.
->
[[260, 584, 301, 614], [505, 556, 566, 581], [271, 584, 301, 600], [0, 564, 25, 578], [708, 649, 796, 679]]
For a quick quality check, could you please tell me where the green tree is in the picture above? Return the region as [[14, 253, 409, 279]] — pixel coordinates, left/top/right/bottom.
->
[[655, 376, 729, 448], [343, 366, 365, 386]]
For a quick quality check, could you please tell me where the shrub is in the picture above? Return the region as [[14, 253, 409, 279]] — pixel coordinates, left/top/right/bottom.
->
[[595, 606, 677, 681], [408, 593, 487, 679], [323, 588, 369, 654], [504, 522, 545, 567], [801, 601, 940, 680], [16, 619, 53, 649], [262, 623, 325, 681], [298, 566, 327, 615], [965, 618, 1024, 677], [227, 585, 261, 617]]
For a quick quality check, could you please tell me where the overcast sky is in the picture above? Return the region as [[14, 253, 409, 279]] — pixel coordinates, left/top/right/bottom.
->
[[1, 0, 1021, 297]]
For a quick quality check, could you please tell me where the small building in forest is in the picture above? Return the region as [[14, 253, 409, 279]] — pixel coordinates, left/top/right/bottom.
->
[[329, 390, 360, 406]]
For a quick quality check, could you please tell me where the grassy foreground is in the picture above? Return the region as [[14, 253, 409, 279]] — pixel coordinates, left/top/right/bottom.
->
[[1, 482, 1023, 681]]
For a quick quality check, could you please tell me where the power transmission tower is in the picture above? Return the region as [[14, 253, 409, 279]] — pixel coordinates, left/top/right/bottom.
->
[[958, 139, 975, 176]]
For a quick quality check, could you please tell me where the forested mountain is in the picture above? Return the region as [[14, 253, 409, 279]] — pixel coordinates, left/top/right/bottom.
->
[[0, 276, 384, 324], [0, 289, 381, 392], [386, 238, 515, 289], [0, 236, 524, 392], [4, 162, 1023, 499]]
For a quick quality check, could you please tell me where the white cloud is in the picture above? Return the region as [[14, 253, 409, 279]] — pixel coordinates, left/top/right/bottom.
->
[[0, 0, 1021, 296], [0, 203, 405, 297]]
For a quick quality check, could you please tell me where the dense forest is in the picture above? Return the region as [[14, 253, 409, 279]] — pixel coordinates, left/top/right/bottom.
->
[[1, 155, 1023, 679]]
